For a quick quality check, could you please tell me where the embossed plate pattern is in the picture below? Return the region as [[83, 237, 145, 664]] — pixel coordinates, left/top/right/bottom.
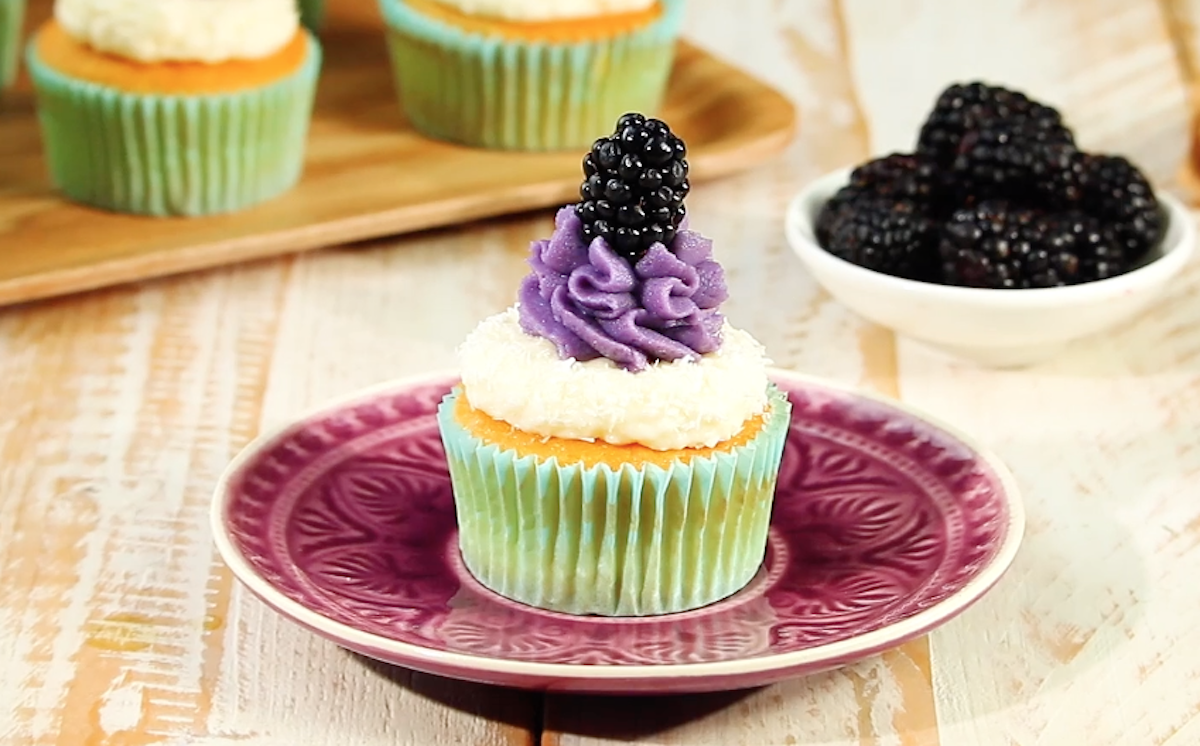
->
[[211, 369, 1023, 694]]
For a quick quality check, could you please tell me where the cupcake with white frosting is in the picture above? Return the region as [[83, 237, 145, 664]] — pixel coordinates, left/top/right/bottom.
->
[[378, 0, 684, 150], [26, 0, 322, 216], [437, 116, 791, 616]]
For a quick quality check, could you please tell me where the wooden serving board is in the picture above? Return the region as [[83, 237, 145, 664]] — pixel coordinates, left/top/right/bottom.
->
[[0, 0, 796, 308]]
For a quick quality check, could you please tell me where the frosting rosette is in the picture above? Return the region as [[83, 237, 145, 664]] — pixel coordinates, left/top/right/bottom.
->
[[518, 206, 728, 372]]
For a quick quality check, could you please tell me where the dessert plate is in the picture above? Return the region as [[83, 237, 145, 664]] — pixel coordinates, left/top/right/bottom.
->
[[211, 369, 1023, 694]]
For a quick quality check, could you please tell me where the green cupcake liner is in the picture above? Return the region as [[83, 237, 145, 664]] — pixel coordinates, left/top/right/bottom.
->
[[25, 32, 322, 217], [438, 384, 792, 616], [0, 0, 25, 91], [377, 0, 684, 151], [299, 0, 325, 32]]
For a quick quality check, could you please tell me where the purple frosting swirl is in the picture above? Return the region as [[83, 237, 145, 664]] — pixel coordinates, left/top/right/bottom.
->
[[518, 206, 729, 372]]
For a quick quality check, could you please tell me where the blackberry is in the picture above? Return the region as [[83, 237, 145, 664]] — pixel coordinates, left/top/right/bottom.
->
[[940, 202, 1125, 289], [848, 153, 949, 213], [940, 202, 1051, 289], [1038, 212, 1128, 282], [815, 184, 868, 247], [917, 82, 1074, 169], [816, 153, 945, 247], [823, 198, 939, 281], [578, 112, 690, 261], [951, 123, 1084, 208], [1080, 154, 1164, 264]]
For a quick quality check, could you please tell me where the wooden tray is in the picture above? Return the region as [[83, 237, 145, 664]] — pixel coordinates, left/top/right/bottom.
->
[[0, 0, 796, 307]]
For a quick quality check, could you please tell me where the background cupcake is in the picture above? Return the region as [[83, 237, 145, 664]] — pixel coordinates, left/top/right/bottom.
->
[[437, 116, 790, 616], [0, 0, 24, 94], [378, 0, 685, 151], [26, 0, 321, 216]]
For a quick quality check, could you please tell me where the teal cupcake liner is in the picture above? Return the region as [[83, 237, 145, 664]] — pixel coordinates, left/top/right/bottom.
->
[[377, 0, 685, 151], [437, 384, 792, 616], [0, 0, 25, 91], [299, 0, 325, 32], [25, 32, 322, 217]]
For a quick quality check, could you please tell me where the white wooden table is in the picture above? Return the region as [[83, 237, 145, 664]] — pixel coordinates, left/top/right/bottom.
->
[[4, 1, 1200, 744]]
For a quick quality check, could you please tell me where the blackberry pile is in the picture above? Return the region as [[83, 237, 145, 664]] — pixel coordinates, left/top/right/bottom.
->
[[940, 203, 1124, 288], [578, 113, 690, 262], [815, 155, 943, 281], [816, 82, 1165, 289]]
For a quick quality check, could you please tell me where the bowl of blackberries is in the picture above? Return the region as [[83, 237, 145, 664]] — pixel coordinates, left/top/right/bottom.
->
[[786, 82, 1194, 367]]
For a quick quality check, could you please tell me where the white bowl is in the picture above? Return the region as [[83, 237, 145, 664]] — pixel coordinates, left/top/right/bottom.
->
[[784, 168, 1196, 367]]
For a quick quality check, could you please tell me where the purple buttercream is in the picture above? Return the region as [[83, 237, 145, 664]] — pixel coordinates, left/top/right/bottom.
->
[[518, 206, 728, 372]]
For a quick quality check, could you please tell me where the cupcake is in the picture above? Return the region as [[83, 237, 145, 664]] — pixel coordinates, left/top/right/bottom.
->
[[26, 0, 322, 216], [377, 0, 684, 151], [438, 115, 791, 616], [0, 0, 24, 93]]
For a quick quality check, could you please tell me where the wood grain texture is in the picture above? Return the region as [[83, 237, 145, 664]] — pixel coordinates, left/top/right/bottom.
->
[[1161, 0, 1200, 86], [1159, 0, 1200, 201], [545, 0, 1195, 745], [854, 2, 1199, 745], [546, 1, 937, 741], [0, 239, 544, 746], [202, 225, 550, 746], [0, 0, 795, 310], [839, 0, 1190, 187], [0, 265, 292, 745], [892, 253, 1200, 745]]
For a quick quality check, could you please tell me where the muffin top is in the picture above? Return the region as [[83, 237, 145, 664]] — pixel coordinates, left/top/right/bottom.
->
[[458, 114, 772, 451], [55, 0, 299, 63], [427, 0, 654, 22]]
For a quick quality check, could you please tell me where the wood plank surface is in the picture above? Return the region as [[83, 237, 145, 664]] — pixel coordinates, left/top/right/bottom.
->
[[839, 4, 1197, 744], [0, 0, 795, 309], [1157, 0, 1200, 199], [840, 0, 1189, 184], [544, 0, 1195, 744], [0, 246, 544, 745], [0, 0, 1197, 744], [543, 1, 937, 744]]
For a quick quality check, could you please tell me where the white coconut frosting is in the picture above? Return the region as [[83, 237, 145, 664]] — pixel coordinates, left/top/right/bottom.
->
[[55, 0, 299, 64], [429, 0, 654, 22], [458, 307, 772, 451]]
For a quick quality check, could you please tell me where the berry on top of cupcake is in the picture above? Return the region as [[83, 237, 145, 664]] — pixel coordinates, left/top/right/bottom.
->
[[577, 113, 691, 259], [437, 114, 790, 616], [816, 81, 1165, 289]]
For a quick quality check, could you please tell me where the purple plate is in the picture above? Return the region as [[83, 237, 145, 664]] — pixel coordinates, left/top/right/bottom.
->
[[211, 369, 1023, 694]]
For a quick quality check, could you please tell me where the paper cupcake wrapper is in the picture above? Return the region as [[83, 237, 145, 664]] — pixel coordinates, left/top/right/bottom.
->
[[25, 33, 322, 217], [438, 384, 792, 616], [0, 0, 25, 90], [378, 0, 684, 151], [299, 0, 325, 31]]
